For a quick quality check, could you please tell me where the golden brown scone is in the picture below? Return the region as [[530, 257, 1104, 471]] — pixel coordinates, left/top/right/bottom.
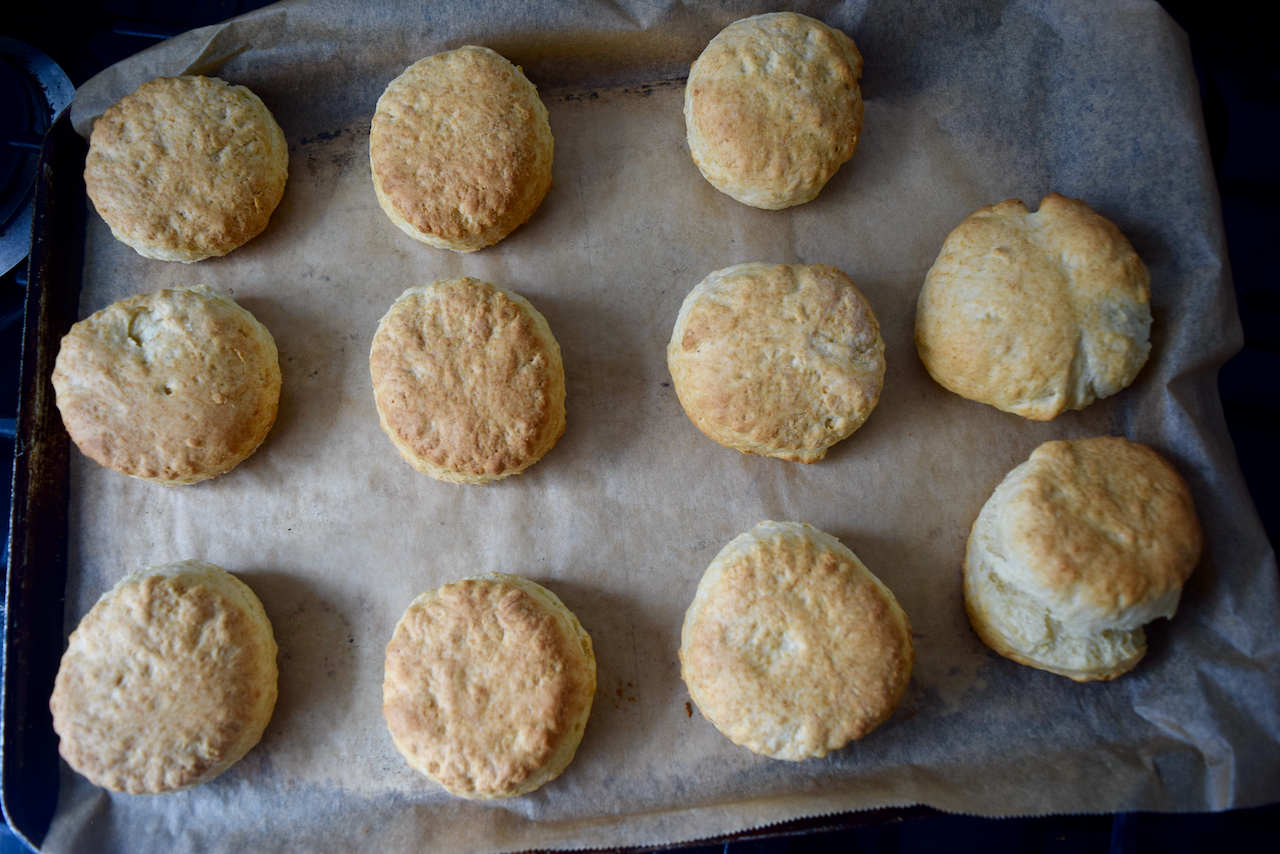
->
[[963, 437, 1202, 681], [370, 46, 554, 252], [680, 522, 913, 760], [370, 277, 566, 484], [382, 573, 596, 798], [668, 263, 884, 463], [84, 75, 289, 263], [684, 12, 864, 209], [52, 285, 281, 484], [915, 193, 1152, 420], [49, 560, 278, 794]]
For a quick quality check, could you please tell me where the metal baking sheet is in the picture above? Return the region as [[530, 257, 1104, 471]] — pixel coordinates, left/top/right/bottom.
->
[[6, 1, 1280, 852]]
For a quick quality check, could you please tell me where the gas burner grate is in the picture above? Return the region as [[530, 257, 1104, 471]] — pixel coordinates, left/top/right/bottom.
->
[[0, 38, 72, 279]]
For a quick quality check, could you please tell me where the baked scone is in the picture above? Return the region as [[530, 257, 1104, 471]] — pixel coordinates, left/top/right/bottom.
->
[[963, 436, 1202, 681], [370, 277, 566, 484], [680, 522, 913, 760], [49, 560, 278, 794], [382, 573, 596, 798], [370, 46, 554, 252], [52, 285, 281, 484], [684, 12, 864, 209], [915, 193, 1152, 420], [84, 75, 289, 263], [667, 263, 884, 463]]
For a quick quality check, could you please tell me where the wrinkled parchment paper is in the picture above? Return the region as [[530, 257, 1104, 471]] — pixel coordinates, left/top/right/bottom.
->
[[44, 1, 1280, 851]]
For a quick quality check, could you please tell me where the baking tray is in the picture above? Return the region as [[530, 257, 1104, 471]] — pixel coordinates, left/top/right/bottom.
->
[[6, 2, 1280, 851], [2, 110, 84, 851]]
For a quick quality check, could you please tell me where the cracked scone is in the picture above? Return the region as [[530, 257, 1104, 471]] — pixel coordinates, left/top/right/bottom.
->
[[383, 573, 596, 798], [370, 277, 566, 484], [684, 12, 864, 209], [680, 522, 913, 760], [52, 285, 281, 484], [370, 46, 554, 252], [84, 75, 288, 262], [915, 193, 1152, 420], [963, 436, 1202, 681], [668, 263, 884, 463], [49, 560, 278, 794]]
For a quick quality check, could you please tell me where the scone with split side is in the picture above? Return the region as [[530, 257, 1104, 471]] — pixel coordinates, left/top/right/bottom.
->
[[49, 560, 278, 794], [915, 193, 1151, 420], [52, 284, 281, 484], [84, 75, 288, 262], [684, 12, 864, 209], [370, 46, 554, 252], [964, 436, 1202, 681], [680, 522, 913, 760], [382, 573, 596, 798], [370, 277, 566, 484], [668, 263, 884, 463]]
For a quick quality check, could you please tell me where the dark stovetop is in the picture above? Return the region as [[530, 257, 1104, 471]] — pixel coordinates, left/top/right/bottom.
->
[[2, 2, 1277, 852]]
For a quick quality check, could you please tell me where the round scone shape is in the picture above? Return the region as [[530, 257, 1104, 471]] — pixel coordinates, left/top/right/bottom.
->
[[382, 573, 596, 798], [49, 560, 279, 794], [370, 46, 554, 252], [668, 263, 885, 463], [963, 436, 1202, 681], [84, 75, 288, 262], [370, 277, 566, 484], [680, 522, 913, 760], [915, 193, 1151, 420], [684, 12, 864, 209], [52, 285, 281, 484]]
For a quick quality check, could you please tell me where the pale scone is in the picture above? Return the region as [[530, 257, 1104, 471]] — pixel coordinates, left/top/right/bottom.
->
[[84, 75, 289, 263], [369, 277, 566, 484], [370, 46, 554, 252], [52, 285, 281, 484], [684, 12, 864, 209], [49, 560, 278, 794], [915, 193, 1152, 420], [963, 437, 1202, 681], [382, 573, 596, 798], [680, 522, 913, 760], [668, 263, 884, 463]]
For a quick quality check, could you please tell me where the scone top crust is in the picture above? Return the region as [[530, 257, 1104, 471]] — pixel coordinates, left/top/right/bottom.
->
[[84, 75, 289, 263], [680, 522, 913, 760], [668, 263, 885, 463], [684, 12, 864, 209], [49, 560, 279, 794], [382, 573, 596, 798], [915, 193, 1152, 420], [51, 285, 282, 484], [995, 437, 1202, 633], [370, 277, 566, 484], [370, 46, 554, 252]]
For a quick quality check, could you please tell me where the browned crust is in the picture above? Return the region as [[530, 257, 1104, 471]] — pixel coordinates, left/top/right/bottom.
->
[[680, 522, 912, 759], [382, 574, 596, 798], [668, 263, 884, 463], [49, 561, 278, 794], [959, 436, 1200, 681], [915, 193, 1151, 420], [369, 278, 566, 484], [1006, 437, 1202, 621], [84, 75, 289, 262], [51, 285, 281, 484], [685, 12, 864, 209], [370, 46, 554, 252]]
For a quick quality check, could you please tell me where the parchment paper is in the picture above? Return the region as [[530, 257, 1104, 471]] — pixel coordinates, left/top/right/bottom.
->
[[44, 1, 1280, 851]]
